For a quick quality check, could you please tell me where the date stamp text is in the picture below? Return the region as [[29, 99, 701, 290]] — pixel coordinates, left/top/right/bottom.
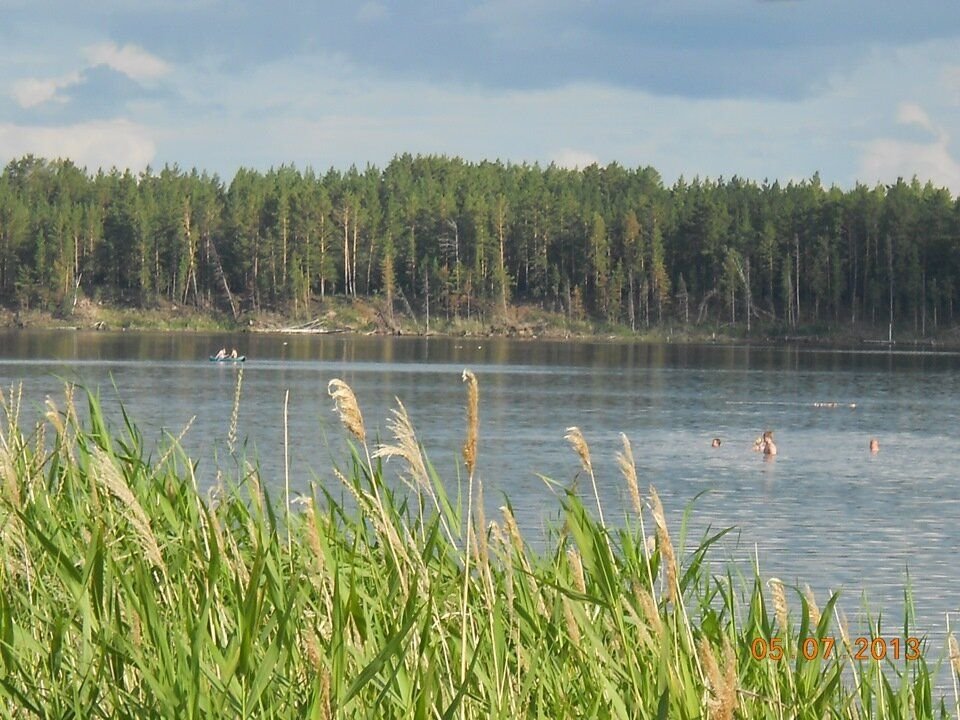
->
[[750, 636, 921, 661]]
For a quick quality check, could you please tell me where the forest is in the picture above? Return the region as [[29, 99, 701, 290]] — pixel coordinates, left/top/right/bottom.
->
[[1, 153, 958, 335]]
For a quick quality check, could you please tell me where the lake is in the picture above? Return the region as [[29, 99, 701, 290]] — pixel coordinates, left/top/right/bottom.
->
[[1, 329, 958, 676]]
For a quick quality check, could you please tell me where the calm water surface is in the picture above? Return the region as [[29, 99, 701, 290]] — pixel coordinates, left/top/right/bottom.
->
[[1, 329, 958, 674]]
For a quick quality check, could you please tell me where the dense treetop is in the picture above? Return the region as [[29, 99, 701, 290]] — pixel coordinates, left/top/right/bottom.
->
[[1, 154, 957, 333]]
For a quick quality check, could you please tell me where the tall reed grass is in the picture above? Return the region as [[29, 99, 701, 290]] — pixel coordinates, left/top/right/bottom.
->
[[0, 375, 955, 718]]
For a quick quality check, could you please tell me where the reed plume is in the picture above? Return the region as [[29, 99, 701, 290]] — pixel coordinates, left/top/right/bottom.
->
[[0, 440, 30, 582], [647, 485, 678, 603], [768, 578, 789, 635], [720, 637, 739, 720], [91, 446, 166, 576], [948, 633, 960, 676], [635, 584, 663, 637], [374, 399, 430, 492], [616, 433, 642, 517], [698, 637, 738, 720], [565, 426, 607, 528], [460, 368, 479, 687], [699, 637, 723, 711], [327, 378, 366, 444], [567, 548, 587, 595], [227, 367, 243, 453], [461, 369, 478, 478], [563, 597, 581, 647], [302, 497, 325, 577], [803, 584, 821, 627]]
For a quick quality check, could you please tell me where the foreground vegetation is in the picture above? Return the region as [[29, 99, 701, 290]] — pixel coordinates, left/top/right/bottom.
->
[[0, 374, 958, 718]]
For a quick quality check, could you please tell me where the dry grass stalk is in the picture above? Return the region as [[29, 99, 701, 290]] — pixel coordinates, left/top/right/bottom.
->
[[635, 584, 663, 637], [0, 441, 21, 511], [720, 637, 739, 720], [44, 395, 75, 467], [245, 462, 264, 519], [332, 467, 412, 589], [565, 426, 607, 529], [563, 596, 582, 647], [490, 520, 515, 608], [460, 369, 479, 686], [227, 367, 243, 453], [565, 426, 592, 474], [375, 399, 459, 548], [128, 604, 143, 649], [501, 506, 547, 617], [32, 419, 45, 480], [803, 584, 821, 627], [319, 667, 332, 720], [302, 498, 326, 578], [327, 379, 366, 444], [768, 578, 789, 635], [949, 633, 960, 676], [501, 505, 525, 557], [617, 433, 643, 517], [1, 383, 23, 442], [699, 636, 723, 709], [0, 443, 30, 583], [647, 485, 678, 604], [473, 477, 489, 570], [567, 548, 587, 595], [44, 396, 66, 437], [91, 446, 166, 576], [835, 607, 853, 658], [149, 415, 196, 484], [461, 369, 478, 478], [374, 400, 431, 494], [698, 637, 738, 720], [304, 630, 322, 671], [204, 502, 227, 575]]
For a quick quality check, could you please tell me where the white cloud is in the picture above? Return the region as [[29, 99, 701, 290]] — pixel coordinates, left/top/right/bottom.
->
[[11, 72, 81, 108], [550, 148, 600, 169], [0, 119, 156, 171], [859, 136, 960, 194], [83, 42, 170, 81], [896, 102, 933, 133], [9, 42, 169, 108], [861, 102, 960, 192]]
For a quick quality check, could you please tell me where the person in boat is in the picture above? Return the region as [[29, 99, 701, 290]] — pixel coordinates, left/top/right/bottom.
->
[[711, 438, 722, 448], [869, 438, 879, 453], [214, 347, 227, 359], [230, 348, 238, 359], [761, 430, 777, 456]]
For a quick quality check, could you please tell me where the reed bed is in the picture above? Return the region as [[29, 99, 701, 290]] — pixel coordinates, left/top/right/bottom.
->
[[0, 376, 955, 719]]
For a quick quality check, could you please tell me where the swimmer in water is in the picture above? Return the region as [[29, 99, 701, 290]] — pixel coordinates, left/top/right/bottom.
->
[[869, 438, 879, 453], [712, 438, 722, 448], [762, 430, 777, 456]]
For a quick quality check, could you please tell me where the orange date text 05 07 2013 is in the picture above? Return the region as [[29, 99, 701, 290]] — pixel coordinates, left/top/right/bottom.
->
[[750, 636, 922, 662]]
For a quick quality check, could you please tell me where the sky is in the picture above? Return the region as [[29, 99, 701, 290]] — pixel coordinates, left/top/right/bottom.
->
[[2, 0, 960, 194]]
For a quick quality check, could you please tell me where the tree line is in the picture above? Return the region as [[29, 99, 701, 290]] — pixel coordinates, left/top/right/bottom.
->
[[1, 153, 958, 334]]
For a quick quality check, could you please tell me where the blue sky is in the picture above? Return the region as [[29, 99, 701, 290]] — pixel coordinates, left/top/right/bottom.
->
[[2, 0, 960, 193]]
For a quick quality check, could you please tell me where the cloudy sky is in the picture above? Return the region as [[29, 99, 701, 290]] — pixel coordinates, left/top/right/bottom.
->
[[2, 1, 960, 192]]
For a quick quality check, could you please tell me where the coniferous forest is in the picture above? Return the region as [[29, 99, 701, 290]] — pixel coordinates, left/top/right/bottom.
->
[[1, 153, 958, 336]]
